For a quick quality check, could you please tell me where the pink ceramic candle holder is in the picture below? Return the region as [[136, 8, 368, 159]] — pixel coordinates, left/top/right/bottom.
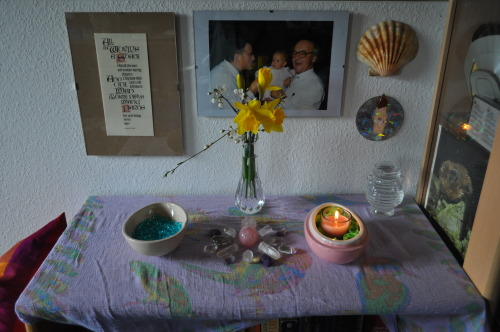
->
[[305, 203, 368, 264]]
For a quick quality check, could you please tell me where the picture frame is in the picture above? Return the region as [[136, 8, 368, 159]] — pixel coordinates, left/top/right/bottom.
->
[[66, 12, 183, 156], [415, 0, 500, 317], [193, 10, 350, 117], [424, 124, 489, 260]]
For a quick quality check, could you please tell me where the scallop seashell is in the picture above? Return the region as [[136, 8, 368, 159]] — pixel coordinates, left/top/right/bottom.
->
[[357, 21, 419, 77]]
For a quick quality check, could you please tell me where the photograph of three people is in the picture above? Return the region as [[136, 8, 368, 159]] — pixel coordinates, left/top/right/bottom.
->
[[194, 11, 350, 117]]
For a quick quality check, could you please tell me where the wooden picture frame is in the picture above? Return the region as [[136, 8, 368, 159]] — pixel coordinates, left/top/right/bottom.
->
[[66, 13, 183, 156], [193, 10, 350, 117], [416, 0, 500, 320]]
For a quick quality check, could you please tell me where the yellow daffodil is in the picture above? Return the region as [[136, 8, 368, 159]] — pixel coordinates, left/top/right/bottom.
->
[[256, 98, 286, 133], [257, 68, 282, 97], [233, 100, 262, 135], [165, 72, 287, 179]]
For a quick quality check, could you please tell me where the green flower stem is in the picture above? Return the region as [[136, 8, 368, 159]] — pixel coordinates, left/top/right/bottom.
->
[[242, 155, 256, 198], [241, 132, 257, 198]]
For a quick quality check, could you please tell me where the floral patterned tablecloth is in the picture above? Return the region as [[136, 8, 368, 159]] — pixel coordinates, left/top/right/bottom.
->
[[15, 195, 487, 331]]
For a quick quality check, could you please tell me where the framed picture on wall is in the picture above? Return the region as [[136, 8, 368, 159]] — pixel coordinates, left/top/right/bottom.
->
[[193, 10, 350, 117], [66, 12, 183, 156]]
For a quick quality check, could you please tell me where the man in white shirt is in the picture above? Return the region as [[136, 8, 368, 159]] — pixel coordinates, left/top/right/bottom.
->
[[273, 40, 325, 110], [210, 39, 256, 108]]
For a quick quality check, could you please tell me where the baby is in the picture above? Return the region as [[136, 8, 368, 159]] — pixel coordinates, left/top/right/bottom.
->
[[259, 50, 292, 100]]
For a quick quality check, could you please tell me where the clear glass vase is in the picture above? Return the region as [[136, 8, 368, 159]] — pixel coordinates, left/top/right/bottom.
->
[[235, 139, 265, 214], [365, 161, 404, 216]]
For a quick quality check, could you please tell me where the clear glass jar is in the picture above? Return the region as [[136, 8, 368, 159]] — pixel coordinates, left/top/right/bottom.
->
[[365, 161, 404, 216]]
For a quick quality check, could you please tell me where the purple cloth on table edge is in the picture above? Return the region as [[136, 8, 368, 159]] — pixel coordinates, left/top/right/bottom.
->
[[15, 195, 488, 332]]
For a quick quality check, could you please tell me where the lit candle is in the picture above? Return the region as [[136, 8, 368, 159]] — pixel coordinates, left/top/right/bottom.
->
[[321, 207, 352, 238]]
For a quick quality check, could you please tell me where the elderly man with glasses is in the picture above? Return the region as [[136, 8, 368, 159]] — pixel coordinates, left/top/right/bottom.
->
[[273, 39, 325, 110]]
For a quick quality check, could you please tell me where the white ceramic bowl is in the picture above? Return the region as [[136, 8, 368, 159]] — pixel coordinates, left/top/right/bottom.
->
[[304, 203, 368, 264], [122, 202, 188, 256]]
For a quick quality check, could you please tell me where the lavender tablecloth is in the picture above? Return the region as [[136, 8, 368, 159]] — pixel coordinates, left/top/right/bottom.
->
[[15, 195, 487, 331]]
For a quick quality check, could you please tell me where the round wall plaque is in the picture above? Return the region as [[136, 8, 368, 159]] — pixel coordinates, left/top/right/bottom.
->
[[355, 95, 404, 141]]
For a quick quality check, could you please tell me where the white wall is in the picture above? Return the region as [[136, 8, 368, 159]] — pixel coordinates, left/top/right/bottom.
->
[[0, 1, 447, 254]]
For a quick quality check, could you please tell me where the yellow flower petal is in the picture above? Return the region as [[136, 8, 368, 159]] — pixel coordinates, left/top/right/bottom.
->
[[267, 85, 282, 91], [255, 112, 273, 133], [273, 107, 285, 130], [233, 100, 261, 135], [265, 98, 281, 110], [234, 101, 249, 113]]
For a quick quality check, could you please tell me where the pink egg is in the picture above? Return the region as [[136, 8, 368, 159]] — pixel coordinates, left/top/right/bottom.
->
[[238, 226, 259, 247]]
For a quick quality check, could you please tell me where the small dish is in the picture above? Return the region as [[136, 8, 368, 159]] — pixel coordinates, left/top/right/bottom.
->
[[122, 202, 188, 256]]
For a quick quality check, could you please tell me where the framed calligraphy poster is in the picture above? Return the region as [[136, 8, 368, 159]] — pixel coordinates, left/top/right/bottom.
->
[[66, 13, 183, 156]]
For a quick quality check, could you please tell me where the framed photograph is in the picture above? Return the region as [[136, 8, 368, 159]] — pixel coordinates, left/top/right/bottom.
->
[[193, 10, 350, 117], [66, 13, 183, 156], [424, 125, 489, 259]]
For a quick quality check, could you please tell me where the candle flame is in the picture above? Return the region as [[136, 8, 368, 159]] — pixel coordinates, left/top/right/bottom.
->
[[461, 123, 471, 130], [334, 210, 339, 221]]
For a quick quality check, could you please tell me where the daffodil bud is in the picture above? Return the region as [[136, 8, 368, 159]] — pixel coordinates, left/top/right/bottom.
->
[[236, 74, 245, 90]]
